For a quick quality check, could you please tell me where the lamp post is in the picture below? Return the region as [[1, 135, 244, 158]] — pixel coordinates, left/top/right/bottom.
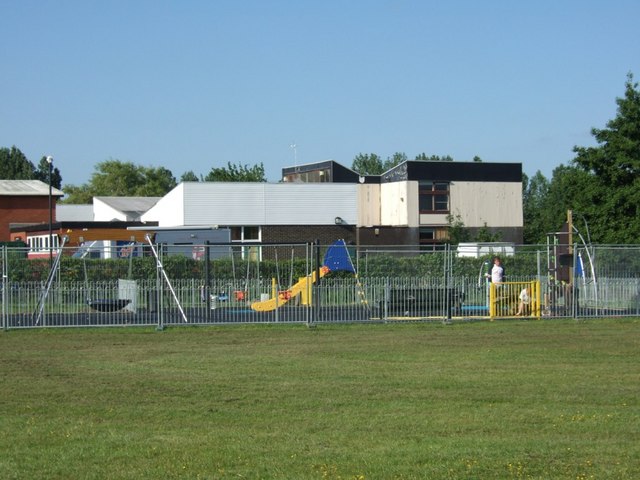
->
[[46, 156, 53, 266]]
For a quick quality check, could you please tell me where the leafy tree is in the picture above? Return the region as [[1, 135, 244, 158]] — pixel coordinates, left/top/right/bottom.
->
[[386, 152, 407, 169], [137, 166, 177, 196], [181, 170, 200, 182], [60, 184, 93, 204], [0, 146, 35, 179], [542, 165, 595, 239], [473, 155, 483, 162], [522, 171, 550, 244], [475, 223, 502, 242], [88, 160, 146, 196], [570, 72, 640, 243], [351, 153, 385, 175], [61, 159, 177, 204], [204, 162, 266, 182], [34, 156, 62, 189], [446, 213, 471, 244], [414, 153, 454, 162], [352, 152, 408, 175], [0, 146, 63, 188]]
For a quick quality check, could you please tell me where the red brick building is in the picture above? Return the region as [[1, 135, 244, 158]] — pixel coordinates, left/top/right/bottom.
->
[[0, 180, 64, 242]]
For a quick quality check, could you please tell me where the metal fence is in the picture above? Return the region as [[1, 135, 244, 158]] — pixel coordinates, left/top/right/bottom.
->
[[2, 242, 639, 330]]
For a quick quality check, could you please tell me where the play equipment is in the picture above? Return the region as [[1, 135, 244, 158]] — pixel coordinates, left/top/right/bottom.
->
[[79, 241, 138, 313], [250, 239, 358, 312], [33, 235, 69, 325], [489, 280, 541, 319], [88, 298, 131, 312]]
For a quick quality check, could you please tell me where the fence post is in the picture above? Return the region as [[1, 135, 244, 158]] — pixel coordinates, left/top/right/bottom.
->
[[310, 239, 320, 326], [2, 246, 6, 331], [204, 240, 211, 320], [384, 277, 389, 322], [444, 244, 452, 324], [572, 244, 578, 319]]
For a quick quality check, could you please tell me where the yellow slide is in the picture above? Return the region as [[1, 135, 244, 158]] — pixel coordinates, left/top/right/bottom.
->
[[251, 266, 330, 312]]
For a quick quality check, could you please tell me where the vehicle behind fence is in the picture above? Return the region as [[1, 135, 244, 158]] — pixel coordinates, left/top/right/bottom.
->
[[1, 242, 639, 330]]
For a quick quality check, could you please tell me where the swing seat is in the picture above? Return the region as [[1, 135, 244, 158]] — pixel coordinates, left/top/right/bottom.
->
[[234, 291, 246, 301], [88, 299, 131, 312]]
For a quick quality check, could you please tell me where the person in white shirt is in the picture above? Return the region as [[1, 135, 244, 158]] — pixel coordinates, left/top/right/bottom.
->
[[488, 256, 504, 284], [516, 286, 531, 316]]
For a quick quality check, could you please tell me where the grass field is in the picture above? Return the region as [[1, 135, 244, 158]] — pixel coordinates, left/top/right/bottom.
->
[[1, 319, 639, 479]]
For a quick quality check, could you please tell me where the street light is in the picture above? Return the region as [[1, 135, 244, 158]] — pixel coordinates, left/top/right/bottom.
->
[[46, 156, 53, 265]]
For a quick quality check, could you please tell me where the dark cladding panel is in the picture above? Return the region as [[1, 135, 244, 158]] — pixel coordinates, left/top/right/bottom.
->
[[331, 162, 361, 183], [405, 161, 521, 182], [381, 163, 409, 182]]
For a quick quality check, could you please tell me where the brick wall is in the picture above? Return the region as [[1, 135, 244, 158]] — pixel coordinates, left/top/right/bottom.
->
[[262, 225, 356, 246], [0, 196, 54, 241]]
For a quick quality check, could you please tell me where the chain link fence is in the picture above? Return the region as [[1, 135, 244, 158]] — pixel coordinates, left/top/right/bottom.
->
[[2, 242, 639, 330]]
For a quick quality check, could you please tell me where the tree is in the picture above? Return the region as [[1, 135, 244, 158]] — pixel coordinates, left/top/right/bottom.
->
[[414, 153, 454, 162], [475, 223, 502, 242], [446, 213, 471, 244], [351, 152, 408, 175], [541, 165, 595, 240], [137, 166, 177, 196], [570, 72, 640, 243], [204, 162, 266, 182], [88, 160, 146, 197], [522, 171, 551, 244], [61, 159, 177, 204], [60, 184, 93, 204], [351, 153, 385, 175], [0, 146, 63, 188], [180, 170, 200, 182], [0, 146, 35, 179], [34, 156, 62, 189], [386, 152, 407, 170]]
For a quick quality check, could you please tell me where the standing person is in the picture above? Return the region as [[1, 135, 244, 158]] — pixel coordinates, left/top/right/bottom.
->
[[487, 256, 505, 284]]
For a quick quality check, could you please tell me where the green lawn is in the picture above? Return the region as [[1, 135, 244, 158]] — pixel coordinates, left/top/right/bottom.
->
[[1, 319, 639, 479]]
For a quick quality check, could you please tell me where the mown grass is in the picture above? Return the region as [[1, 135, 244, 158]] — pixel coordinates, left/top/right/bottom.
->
[[1, 318, 639, 479]]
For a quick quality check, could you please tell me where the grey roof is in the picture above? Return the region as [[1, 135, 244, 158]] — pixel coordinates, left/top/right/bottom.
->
[[56, 204, 94, 222], [0, 179, 64, 196], [94, 196, 161, 215]]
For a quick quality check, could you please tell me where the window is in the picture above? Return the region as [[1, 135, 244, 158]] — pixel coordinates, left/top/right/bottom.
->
[[419, 227, 448, 251], [419, 181, 449, 213], [230, 226, 261, 260], [27, 234, 59, 253]]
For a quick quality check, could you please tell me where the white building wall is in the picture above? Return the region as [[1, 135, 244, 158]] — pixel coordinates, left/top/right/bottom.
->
[[264, 184, 356, 225], [419, 213, 450, 226], [379, 181, 419, 227], [141, 184, 185, 226], [449, 181, 523, 227], [356, 184, 380, 227], [142, 183, 357, 227], [93, 198, 123, 221]]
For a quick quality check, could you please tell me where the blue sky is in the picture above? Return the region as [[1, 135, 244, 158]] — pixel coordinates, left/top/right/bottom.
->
[[1, 0, 638, 187]]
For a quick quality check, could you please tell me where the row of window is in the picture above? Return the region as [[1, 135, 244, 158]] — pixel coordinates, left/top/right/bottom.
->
[[27, 234, 59, 252]]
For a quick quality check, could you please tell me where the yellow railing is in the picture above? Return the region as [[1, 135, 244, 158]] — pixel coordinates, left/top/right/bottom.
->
[[489, 280, 541, 319]]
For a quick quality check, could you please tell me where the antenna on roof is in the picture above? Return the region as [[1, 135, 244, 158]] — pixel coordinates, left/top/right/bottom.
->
[[289, 142, 297, 166]]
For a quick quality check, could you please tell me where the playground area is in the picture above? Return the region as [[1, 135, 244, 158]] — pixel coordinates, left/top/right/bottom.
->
[[1, 239, 639, 330]]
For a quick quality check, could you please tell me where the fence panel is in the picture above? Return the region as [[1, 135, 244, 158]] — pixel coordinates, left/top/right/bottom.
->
[[2, 243, 639, 330]]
